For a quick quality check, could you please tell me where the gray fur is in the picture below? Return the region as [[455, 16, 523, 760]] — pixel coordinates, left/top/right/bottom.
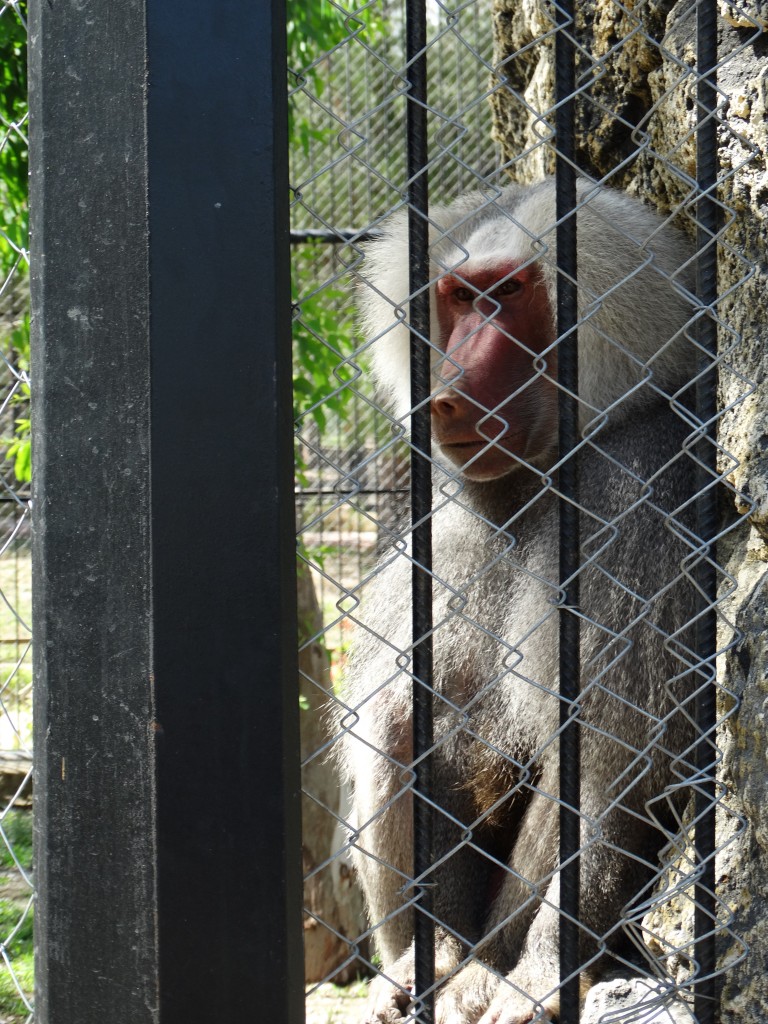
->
[[335, 181, 698, 1024]]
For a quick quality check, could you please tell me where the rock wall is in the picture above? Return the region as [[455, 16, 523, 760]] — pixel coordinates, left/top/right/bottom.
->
[[491, 1, 767, 1017]]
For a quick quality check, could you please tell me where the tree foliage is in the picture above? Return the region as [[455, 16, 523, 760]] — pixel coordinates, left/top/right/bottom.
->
[[0, 2, 29, 484], [0, 3, 27, 274], [287, 1, 386, 436], [0, 1, 382, 482]]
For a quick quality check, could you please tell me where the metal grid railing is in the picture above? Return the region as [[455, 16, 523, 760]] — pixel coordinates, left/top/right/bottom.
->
[[292, 1, 759, 1021]]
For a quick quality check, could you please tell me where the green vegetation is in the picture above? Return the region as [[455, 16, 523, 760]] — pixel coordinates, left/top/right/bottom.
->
[[0, 810, 32, 872], [288, 1, 387, 440], [0, 5, 28, 271], [293, 278, 358, 437], [0, 809, 33, 1024], [0, 2, 30, 486], [2, 311, 29, 485], [287, 0, 385, 152], [0, 8, 39, 1020], [0, 906, 33, 1024]]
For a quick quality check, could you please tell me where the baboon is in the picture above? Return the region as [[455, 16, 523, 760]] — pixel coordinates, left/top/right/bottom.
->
[[334, 180, 698, 1024]]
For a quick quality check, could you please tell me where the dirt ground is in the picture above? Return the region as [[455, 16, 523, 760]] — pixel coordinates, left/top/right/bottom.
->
[[305, 981, 368, 1024]]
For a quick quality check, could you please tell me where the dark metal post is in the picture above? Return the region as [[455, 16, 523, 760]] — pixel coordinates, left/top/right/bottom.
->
[[555, 3, 581, 1021], [30, 1, 302, 1022], [29, 1, 157, 1019], [694, 0, 719, 1020], [147, 2, 302, 1021], [406, 0, 434, 1020]]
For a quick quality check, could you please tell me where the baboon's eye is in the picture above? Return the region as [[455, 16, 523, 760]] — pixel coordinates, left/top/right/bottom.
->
[[494, 278, 522, 298]]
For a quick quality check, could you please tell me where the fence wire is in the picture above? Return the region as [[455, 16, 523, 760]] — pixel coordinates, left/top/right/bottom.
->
[[0, 1, 32, 1021], [293, 1, 759, 1022]]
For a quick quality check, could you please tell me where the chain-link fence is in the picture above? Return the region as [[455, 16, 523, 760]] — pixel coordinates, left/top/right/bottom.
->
[[12, 0, 767, 1019], [293, 1, 761, 1021], [0, 2, 31, 1021]]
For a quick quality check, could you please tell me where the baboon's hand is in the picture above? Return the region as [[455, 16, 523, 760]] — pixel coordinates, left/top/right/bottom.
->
[[434, 960, 499, 1024], [476, 961, 560, 1024], [365, 933, 469, 1022], [364, 951, 415, 1023]]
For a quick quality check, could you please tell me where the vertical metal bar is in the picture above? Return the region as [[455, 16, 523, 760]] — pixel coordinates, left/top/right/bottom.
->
[[555, 2, 581, 1021], [29, 1, 157, 1020], [406, 0, 434, 1019], [694, 0, 719, 1020], [147, 2, 303, 1022]]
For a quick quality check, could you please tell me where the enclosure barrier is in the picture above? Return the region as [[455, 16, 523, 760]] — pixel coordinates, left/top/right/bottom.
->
[[20, 0, 761, 1021], [30, 2, 302, 1022], [293, 1, 758, 1023], [0, 4, 33, 1023]]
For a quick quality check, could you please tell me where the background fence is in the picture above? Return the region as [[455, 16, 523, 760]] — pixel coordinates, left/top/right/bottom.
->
[[0, 1, 32, 1020], [7, 0, 767, 1022]]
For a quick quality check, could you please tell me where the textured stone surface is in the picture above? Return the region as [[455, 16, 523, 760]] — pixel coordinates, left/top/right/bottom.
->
[[581, 975, 695, 1024], [490, 2, 768, 1018]]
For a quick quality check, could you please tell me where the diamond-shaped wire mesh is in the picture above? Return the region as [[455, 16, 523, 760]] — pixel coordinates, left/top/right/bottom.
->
[[292, 1, 758, 1021], [0, 2, 32, 1021]]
